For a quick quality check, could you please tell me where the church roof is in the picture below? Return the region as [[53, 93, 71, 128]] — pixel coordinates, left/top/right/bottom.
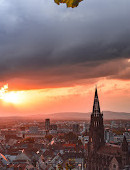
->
[[97, 144, 121, 155]]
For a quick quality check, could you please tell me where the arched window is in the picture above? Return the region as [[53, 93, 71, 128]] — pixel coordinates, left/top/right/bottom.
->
[[113, 164, 116, 170]]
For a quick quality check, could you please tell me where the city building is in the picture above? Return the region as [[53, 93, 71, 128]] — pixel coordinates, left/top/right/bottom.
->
[[73, 124, 79, 133], [45, 118, 50, 131], [104, 128, 113, 143], [50, 124, 57, 131], [87, 88, 130, 170], [29, 126, 38, 134]]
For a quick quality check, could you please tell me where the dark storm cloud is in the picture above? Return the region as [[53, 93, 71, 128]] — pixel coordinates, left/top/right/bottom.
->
[[0, 0, 130, 89]]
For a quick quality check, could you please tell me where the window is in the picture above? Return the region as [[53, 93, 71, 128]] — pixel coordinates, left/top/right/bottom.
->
[[113, 164, 116, 168], [113, 164, 116, 170]]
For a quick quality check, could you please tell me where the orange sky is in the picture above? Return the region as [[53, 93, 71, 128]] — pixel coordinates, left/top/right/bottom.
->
[[0, 78, 130, 116]]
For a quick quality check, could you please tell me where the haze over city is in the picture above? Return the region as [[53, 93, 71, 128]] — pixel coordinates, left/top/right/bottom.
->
[[0, 0, 130, 116]]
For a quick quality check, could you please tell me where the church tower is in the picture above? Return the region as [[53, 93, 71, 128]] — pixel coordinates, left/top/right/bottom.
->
[[87, 88, 129, 170], [88, 87, 105, 152]]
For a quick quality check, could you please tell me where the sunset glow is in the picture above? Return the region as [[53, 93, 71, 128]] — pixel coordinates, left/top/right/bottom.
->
[[0, 84, 24, 105], [0, 77, 130, 116], [2, 91, 24, 104]]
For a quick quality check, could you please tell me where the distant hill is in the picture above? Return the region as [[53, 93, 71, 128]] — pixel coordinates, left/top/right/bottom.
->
[[102, 111, 130, 120], [30, 111, 130, 120], [0, 111, 130, 120]]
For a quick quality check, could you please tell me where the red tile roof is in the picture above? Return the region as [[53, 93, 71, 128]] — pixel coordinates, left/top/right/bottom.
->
[[63, 144, 76, 148]]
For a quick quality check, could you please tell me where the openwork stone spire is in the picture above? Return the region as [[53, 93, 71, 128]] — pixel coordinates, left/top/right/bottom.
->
[[93, 87, 101, 114], [89, 87, 105, 152]]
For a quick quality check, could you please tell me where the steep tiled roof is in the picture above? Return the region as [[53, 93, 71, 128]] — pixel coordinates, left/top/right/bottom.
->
[[98, 144, 121, 155]]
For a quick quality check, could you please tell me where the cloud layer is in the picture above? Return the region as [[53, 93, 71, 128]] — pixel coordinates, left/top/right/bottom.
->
[[0, 0, 130, 89]]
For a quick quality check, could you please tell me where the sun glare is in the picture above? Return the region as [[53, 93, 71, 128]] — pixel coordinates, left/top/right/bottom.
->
[[2, 91, 23, 104], [0, 84, 24, 105]]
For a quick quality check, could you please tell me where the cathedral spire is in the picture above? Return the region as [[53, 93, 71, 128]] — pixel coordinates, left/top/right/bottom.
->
[[88, 88, 105, 152], [93, 87, 101, 114]]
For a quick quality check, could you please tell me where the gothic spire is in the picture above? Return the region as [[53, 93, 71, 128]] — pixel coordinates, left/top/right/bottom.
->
[[92, 87, 101, 114], [89, 87, 105, 152]]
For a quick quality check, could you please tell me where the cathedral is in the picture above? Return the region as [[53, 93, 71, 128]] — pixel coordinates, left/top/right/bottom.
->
[[87, 88, 130, 170]]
